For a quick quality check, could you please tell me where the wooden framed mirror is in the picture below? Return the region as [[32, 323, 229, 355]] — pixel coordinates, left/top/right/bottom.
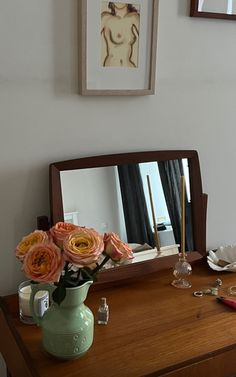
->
[[49, 150, 207, 283], [190, 0, 236, 20]]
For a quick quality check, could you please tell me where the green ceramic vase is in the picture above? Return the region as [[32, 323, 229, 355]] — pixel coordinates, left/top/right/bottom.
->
[[30, 280, 94, 359]]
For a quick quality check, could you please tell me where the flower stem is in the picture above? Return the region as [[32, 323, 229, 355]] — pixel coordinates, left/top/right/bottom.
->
[[91, 255, 110, 276], [64, 262, 69, 273], [77, 268, 81, 282]]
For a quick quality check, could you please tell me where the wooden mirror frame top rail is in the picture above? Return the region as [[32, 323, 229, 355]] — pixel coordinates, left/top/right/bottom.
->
[[48, 150, 208, 283]]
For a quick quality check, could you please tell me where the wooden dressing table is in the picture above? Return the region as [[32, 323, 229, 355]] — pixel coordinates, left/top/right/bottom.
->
[[2, 257, 236, 377], [2, 150, 225, 376]]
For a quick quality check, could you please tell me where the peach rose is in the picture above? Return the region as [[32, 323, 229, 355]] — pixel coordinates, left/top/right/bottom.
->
[[22, 242, 64, 283], [104, 232, 133, 262], [16, 230, 48, 261], [50, 222, 78, 248], [63, 227, 104, 267]]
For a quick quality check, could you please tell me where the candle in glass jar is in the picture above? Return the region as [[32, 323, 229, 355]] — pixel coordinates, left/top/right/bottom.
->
[[18, 281, 49, 324], [19, 284, 32, 317]]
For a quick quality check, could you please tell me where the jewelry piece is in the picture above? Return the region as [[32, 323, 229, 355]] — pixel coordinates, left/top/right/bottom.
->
[[203, 288, 212, 294], [208, 287, 218, 296], [202, 288, 218, 295], [214, 278, 223, 287], [193, 287, 218, 297], [193, 291, 203, 297], [228, 285, 236, 296]]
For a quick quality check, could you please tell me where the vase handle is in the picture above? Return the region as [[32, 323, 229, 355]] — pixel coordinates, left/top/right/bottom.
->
[[30, 283, 55, 326]]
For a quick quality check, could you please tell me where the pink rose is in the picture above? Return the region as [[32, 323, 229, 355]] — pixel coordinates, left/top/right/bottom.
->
[[16, 230, 48, 261], [50, 222, 78, 248], [104, 233, 133, 262], [22, 242, 64, 283], [63, 227, 104, 267]]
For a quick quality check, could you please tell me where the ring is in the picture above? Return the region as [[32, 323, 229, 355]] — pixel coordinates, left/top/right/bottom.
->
[[228, 285, 236, 295], [193, 291, 203, 297]]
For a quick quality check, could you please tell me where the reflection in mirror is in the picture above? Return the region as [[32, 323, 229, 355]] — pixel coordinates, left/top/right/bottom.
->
[[60, 159, 193, 267], [190, 0, 236, 19], [198, 0, 236, 14]]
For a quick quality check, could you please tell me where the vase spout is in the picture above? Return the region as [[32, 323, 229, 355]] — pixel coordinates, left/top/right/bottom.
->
[[59, 280, 93, 307]]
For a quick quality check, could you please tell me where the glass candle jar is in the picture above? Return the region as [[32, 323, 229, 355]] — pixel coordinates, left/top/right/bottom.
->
[[18, 281, 49, 324]]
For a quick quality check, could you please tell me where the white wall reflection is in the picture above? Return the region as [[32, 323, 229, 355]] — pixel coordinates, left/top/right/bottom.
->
[[198, 0, 236, 14]]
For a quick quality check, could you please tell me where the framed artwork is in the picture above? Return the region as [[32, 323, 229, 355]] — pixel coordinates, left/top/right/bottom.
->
[[190, 0, 236, 20], [78, 0, 159, 96]]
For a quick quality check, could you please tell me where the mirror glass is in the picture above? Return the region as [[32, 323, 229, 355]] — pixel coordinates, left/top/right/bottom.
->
[[198, 0, 236, 14], [59, 159, 193, 267], [190, 0, 236, 19]]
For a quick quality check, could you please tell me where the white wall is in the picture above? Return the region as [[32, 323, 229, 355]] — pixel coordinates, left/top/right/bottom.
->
[[1, 0, 236, 373]]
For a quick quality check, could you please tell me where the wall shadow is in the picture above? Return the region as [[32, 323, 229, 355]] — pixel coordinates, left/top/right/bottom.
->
[[52, 0, 79, 95]]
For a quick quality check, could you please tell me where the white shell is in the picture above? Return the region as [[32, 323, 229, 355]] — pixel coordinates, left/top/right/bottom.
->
[[207, 245, 236, 272]]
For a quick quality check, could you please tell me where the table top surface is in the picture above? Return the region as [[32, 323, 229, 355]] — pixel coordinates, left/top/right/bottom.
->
[[2, 258, 236, 377]]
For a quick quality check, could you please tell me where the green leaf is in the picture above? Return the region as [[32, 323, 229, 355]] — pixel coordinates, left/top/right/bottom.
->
[[91, 274, 98, 282], [63, 277, 78, 287], [67, 270, 76, 276], [52, 284, 66, 306], [81, 268, 94, 281]]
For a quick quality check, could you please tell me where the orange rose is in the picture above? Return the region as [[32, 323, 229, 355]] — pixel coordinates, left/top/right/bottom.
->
[[104, 232, 133, 262], [22, 242, 64, 283], [16, 230, 48, 261], [63, 227, 104, 267], [50, 222, 78, 248]]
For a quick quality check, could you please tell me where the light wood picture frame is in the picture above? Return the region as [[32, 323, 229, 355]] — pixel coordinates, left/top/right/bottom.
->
[[78, 0, 159, 96]]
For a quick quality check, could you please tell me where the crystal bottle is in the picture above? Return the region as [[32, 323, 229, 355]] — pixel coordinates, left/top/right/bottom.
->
[[171, 255, 192, 288], [97, 297, 109, 325]]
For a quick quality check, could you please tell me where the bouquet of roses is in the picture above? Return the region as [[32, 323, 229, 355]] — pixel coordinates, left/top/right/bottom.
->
[[16, 222, 133, 304]]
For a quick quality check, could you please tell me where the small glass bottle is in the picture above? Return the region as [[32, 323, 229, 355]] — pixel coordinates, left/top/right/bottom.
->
[[97, 297, 109, 325], [171, 255, 192, 288]]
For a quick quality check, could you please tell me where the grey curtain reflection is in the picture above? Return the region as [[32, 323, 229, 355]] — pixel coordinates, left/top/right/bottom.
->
[[118, 164, 154, 247], [158, 160, 193, 251]]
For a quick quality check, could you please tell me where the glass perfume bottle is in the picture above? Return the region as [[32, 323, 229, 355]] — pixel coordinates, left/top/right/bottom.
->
[[171, 254, 192, 288], [97, 297, 109, 325], [171, 176, 192, 288]]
